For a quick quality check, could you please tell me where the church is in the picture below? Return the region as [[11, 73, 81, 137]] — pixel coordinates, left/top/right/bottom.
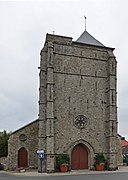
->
[[7, 28, 118, 172]]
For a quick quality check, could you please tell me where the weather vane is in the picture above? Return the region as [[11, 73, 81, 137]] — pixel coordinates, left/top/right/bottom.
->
[[84, 16, 87, 30]]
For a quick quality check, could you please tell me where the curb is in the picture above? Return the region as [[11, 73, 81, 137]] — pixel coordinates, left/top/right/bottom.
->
[[1, 166, 128, 177]]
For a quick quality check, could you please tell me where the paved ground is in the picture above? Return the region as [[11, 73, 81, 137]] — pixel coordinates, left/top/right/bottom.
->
[[1, 166, 128, 177], [1, 172, 128, 180]]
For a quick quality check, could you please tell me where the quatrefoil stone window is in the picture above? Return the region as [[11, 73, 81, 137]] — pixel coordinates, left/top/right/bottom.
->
[[74, 115, 87, 129], [19, 134, 27, 141]]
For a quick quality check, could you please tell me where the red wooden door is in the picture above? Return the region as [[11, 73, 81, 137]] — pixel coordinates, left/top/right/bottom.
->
[[18, 147, 28, 168], [71, 144, 88, 170]]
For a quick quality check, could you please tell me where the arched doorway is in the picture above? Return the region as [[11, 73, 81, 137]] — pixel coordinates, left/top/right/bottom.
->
[[71, 144, 88, 170], [18, 147, 28, 168]]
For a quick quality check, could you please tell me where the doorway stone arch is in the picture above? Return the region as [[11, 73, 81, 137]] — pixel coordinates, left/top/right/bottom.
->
[[68, 139, 95, 170]]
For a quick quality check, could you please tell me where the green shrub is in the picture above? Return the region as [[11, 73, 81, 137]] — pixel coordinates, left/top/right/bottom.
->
[[56, 154, 70, 170], [94, 153, 106, 167]]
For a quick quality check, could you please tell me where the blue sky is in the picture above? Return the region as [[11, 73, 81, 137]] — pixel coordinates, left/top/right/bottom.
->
[[0, 0, 128, 139]]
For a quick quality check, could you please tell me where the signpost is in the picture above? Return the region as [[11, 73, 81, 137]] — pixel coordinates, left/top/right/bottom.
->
[[37, 149, 44, 173]]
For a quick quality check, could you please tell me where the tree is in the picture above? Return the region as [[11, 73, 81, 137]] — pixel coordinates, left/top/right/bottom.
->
[[0, 130, 11, 157]]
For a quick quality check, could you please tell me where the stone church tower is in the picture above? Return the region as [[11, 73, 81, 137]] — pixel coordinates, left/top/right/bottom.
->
[[38, 30, 118, 172]]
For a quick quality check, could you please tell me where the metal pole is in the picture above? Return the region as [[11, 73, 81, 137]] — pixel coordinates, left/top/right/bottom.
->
[[40, 158, 42, 173]]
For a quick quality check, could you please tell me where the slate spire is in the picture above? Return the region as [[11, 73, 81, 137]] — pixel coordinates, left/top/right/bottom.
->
[[76, 18, 105, 47], [76, 30, 105, 47]]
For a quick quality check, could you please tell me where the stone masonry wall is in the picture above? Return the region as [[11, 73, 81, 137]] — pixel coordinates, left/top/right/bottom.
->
[[53, 43, 109, 156]]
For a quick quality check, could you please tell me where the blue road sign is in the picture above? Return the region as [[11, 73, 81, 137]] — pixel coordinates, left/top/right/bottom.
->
[[38, 153, 44, 159]]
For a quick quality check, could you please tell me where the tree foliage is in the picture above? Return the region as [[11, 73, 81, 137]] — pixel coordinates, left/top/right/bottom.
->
[[0, 130, 11, 157]]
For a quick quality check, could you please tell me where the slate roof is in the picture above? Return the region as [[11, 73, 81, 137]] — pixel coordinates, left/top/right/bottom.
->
[[10, 119, 39, 135], [122, 139, 128, 147], [76, 30, 105, 47]]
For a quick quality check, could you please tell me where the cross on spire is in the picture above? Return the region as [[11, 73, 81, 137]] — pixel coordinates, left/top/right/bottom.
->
[[84, 16, 87, 30]]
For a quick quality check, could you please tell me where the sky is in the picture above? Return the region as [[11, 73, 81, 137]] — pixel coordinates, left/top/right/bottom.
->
[[0, 0, 128, 139]]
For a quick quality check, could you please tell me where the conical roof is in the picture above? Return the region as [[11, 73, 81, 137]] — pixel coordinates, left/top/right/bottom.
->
[[76, 30, 105, 47]]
